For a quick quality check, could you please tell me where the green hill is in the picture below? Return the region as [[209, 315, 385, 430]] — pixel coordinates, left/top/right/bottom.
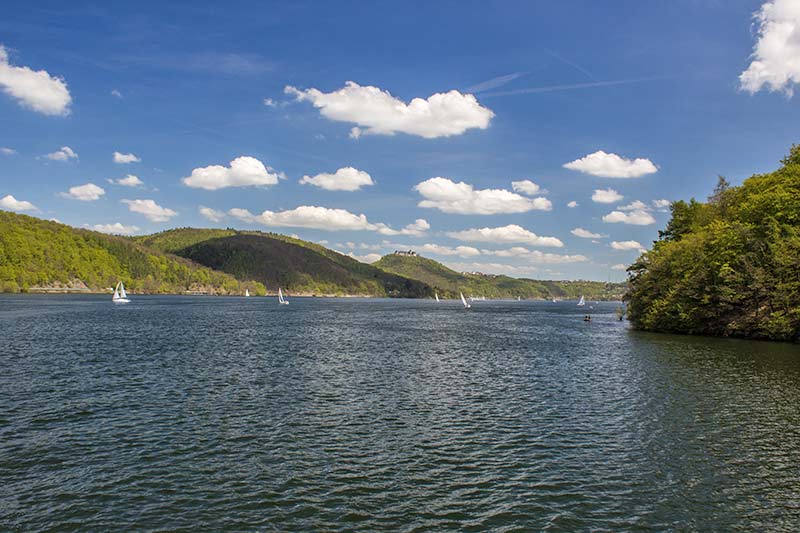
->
[[0, 212, 263, 295], [373, 253, 624, 300], [627, 144, 800, 341], [139, 228, 431, 297]]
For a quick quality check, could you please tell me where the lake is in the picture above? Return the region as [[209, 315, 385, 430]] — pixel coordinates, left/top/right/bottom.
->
[[2, 295, 800, 531]]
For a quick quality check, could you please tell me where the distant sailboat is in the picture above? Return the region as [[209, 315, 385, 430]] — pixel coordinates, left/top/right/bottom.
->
[[435, 292, 440, 302], [245, 289, 250, 297], [278, 287, 289, 305], [517, 296, 521, 301], [577, 295, 586, 307], [112, 281, 130, 304], [460, 292, 471, 309]]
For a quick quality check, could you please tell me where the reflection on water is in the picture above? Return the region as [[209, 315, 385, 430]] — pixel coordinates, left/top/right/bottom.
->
[[1, 295, 799, 530]]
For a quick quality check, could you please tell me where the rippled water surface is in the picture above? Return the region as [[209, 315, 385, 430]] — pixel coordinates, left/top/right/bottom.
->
[[2, 295, 800, 531]]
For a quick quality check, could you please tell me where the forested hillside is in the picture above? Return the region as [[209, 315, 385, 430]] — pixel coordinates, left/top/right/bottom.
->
[[627, 145, 800, 341], [0, 212, 263, 295], [141, 229, 432, 297], [373, 253, 625, 300]]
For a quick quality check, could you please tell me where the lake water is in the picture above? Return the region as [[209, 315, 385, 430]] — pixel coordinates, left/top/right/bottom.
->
[[2, 295, 800, 531]]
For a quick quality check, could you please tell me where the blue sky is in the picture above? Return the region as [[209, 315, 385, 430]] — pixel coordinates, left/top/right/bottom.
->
[[1, 0, 799, 281]]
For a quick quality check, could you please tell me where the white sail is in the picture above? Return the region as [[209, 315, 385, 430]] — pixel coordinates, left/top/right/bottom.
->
[[577, 295, 585, 307], [278, 287, 289, 305], [435, 293, 440, 302], [460, 292, 471, 309], [112, 281, 130, 303], [245, 289, 250, 297]]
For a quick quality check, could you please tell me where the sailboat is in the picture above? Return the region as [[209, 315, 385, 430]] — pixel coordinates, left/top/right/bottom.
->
[[278, 287, 289, 305], [517, 296, 521, 301], [245, 289, 250, 297], [435, 292, 440, 302], [460, 292, 471, 309], [112, 281, 130, 304], [577, 295, 586, 307]]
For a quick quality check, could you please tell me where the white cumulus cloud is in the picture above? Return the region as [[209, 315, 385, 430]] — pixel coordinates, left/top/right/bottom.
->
[[617, 200, 649, 211], [199, 206, 226, 222], [229, 205, 425, 236], [567, 200, 578, 208], [653, 198, 671, 210], [739, 0, 800, 96], [113, 151, 141, 164], [571, 227, 604, 239], [611, 263, 628, 271], [1, 147, 15, 155], [61, 183, 105, 201], [611, 240, 646, 252], [564, 150, 657, 178], [419, 243, 482, 257], [603, 210, 656, 225], [91, 222, 140, 235], [45, 146, 78, 161], [375, 218, 430, 237], [0, 194, 37, 211], [299, 166, 374, 191], [345, 251, 382, 264], [446, 224, 563, 247], [0, 45, 71, 116], [485, 247, 588, 263], [591, 188, 623, 203], [415, 177, 551, 214], [285, 81, 494, 139], [110, 174, 143, 187], [183, 156, 281, 190], [511, 179, 542, 196], [122, 199, 177, 222]]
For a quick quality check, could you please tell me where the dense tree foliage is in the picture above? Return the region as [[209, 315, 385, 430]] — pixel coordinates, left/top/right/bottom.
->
[[0, 213, 264, 295], [374, 254, 625, 300], [627, 145, 800, 341]]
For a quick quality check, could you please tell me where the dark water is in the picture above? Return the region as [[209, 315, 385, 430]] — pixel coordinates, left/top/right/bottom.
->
[[2, 295, 800, 531]]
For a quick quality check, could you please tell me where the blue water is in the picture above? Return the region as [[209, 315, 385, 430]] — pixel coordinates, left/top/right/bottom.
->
[[2, 295, 800, 531]]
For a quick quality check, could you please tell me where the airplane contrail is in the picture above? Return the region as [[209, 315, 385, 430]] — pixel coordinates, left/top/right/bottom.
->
[[480, 76, 667, 97]]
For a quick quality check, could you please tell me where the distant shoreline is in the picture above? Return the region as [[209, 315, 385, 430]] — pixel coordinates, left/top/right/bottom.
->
[[5, 291, 623, 301]]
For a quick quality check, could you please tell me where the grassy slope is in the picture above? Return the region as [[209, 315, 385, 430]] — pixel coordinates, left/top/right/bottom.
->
[[373, 253, 625, 300], [0, 212, 263, 294], [141, 229, 432, 297]]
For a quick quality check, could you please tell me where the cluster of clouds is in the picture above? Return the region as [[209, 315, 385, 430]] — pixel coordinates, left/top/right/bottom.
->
[[9, 4, 793, 273], [385, 242, 587, 264], [226, 205, 430, 237], [601, 199, 670, 226], [445, 224, 563, 247], [415, 177, 551, 214], [90, 222, 140, 235]]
